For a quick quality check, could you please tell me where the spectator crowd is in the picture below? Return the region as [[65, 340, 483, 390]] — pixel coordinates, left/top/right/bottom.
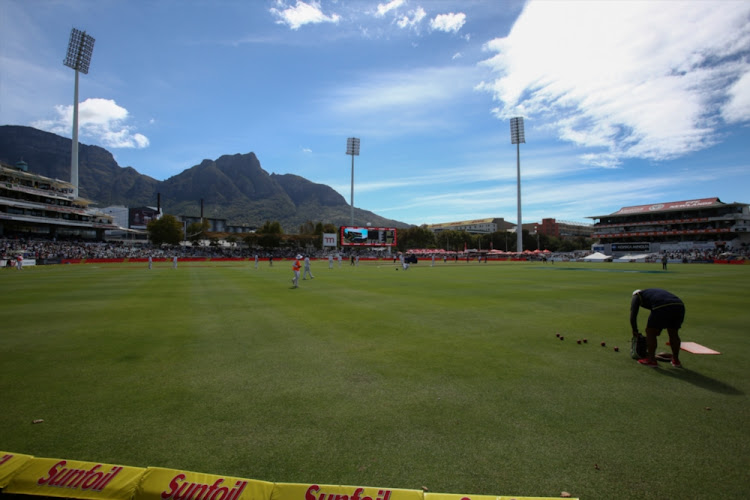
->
[[2, 236, 748, 264], [1, 237, 375, 262]]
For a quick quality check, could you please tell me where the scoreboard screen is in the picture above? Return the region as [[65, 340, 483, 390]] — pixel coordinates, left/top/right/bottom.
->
[[340, 226, 397, 246]]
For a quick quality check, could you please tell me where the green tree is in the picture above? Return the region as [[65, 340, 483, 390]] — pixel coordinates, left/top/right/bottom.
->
[[558, 238, 579, 252], [475, 233, 493, 251], [573, 236, 594, 251], [436, 229, 464, 252], [147, 214, 183, 245], [397, 225, 435, 251], [186, 220, 209, 243], [258, 221, 283, 234], [298, 221, 316, 235], [292, 234, 320, 250], [484, 231, 510, 252], [243, 233, 259, 249], [258, 233, 281, 250], [486, 230, 514, 252], [521, 229, 537, 252], [256, 220, 283, 249], [542, 235, 562, 252], [299, 221, 331, 239]]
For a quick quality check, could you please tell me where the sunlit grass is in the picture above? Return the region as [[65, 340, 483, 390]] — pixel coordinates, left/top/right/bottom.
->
[[1, 260, 748, 499]]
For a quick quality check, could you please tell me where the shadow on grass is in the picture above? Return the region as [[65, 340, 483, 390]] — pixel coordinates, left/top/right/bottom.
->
[[657, 367, 744, 395]]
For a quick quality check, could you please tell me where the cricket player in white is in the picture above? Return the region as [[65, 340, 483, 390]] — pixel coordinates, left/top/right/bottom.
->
[[303, 256, 314, 279]]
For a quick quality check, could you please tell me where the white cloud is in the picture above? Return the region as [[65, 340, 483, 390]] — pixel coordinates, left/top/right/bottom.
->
[[32, 98, 149, 149], [478, 0, 750, 166], [270, 1, 341, 30], [722, 68, 750, 124], [375, 0, 405, 17], [430, 12, 466, 33], [371, 0, 426, 33], [396, 7, 426, 30], [369, 169, 711, 224], [323, 65, 480, 135]]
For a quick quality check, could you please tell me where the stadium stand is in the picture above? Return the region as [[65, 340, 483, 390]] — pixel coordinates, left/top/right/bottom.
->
[[588, 198, 750, 257]]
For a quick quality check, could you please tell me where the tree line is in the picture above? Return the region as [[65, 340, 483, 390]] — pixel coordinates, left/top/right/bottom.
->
[[147, 215, 593, 252]]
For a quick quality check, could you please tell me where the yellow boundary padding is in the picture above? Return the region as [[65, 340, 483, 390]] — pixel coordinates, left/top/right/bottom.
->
[[0, 452, 577, 500]]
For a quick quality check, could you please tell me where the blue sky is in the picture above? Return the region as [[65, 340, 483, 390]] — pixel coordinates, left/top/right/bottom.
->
[[2, 0, 749, 226]]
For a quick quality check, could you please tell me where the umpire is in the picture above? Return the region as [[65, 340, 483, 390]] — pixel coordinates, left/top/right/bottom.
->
[[630, 289, 685, 368]]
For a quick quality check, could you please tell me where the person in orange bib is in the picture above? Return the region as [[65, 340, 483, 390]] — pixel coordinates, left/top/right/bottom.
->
[[292, 255, 301, 288]]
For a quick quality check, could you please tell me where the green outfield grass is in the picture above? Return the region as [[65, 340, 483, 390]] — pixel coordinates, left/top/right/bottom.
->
[[1, 259, 748, 499]]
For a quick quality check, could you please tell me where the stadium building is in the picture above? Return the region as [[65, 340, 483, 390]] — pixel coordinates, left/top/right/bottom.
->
[[535, 218, 594, 238], [588, 198, 750, 255], [427, 217, 593, 241], [0, 160, 119, 240], [426, 217, 517, 235]]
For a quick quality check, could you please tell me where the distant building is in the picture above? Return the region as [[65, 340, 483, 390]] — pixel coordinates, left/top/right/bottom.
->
[[426, 217, 515, 235], [588, 198, 750, 254], [535, 218, 594, 238], [99, 205, 162, 240], [225, 224, 256, 234], [129, 206, 161, 230], [101, 205, 142, 240], [179, 215, 227, 233], [101, 205, 129, 229], [426, 217, 591, 240]]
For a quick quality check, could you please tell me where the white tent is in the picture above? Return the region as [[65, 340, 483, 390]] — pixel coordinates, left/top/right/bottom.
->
[[583, 252, 612, 262]]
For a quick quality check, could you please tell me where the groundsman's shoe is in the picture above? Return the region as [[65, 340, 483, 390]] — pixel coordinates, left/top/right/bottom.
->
[[638, 358, 658, 367], [671, 359, 683, 368]]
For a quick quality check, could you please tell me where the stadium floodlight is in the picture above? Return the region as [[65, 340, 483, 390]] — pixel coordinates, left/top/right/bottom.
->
[[63, 28, 96, 199], [510, 117, 525, 253], [346, 137, 360, 226], [64, 28, 95, 74]]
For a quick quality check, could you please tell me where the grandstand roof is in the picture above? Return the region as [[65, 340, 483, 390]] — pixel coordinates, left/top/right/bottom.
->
[[1, 162, 73, 191], [588, 198, 748, 219]]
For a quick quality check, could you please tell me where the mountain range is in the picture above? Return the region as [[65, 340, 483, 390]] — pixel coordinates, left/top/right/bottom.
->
[[0, 125, 409, 232]]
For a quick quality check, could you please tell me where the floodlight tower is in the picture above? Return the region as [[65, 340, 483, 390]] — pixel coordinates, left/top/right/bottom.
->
[[510, 117, 525, 253], [346, 137, 360, 226], [63, 28, 96, 199]]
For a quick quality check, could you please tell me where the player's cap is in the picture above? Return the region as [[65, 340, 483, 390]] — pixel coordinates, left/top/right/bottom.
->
[[632, 289, 641, 295], [296, 254, 302, 259]]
